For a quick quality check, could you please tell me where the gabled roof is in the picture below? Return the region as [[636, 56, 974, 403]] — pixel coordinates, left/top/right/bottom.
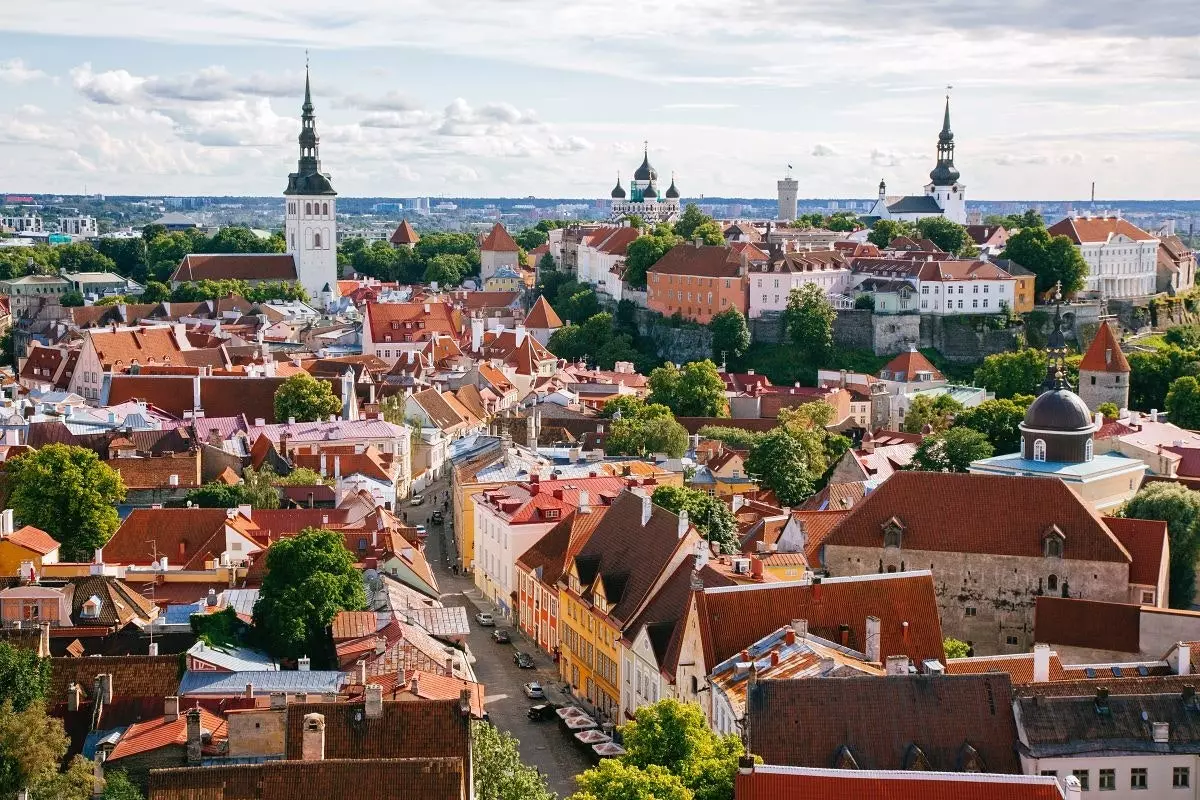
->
[[523, 295, 563, 330], [480, 223, 519, 252], [736, 766, 1064, 800], [3, 525, 59, 555], [886, 195, 943, 214], [1079, 320, 1130, 373], [824, 472, 1132, 563], [149, 758, 464, 800], [283, 698, 470, 761], [648, 243, 743, 279], [946, 651, 1067, 684], [1034, 595, 1142, 654], [109, 706, 227, 762], [63, 575, 159, 628], [50, 654, 182, 701], [171, 253, 299, 283], [1047, 216, 1157, 245], [627, 554, 735, 676], [1105, 516, 1167, 587], [747, 674, 1020, 772], [389, 220, 420, 245], [1016, 685, 1200, 756], [103, 508, 257, 569], [880, 348, 943, 382], [409, 388, 469, 433], [366, 301, 461, 344], [518, 506, 611, 587]]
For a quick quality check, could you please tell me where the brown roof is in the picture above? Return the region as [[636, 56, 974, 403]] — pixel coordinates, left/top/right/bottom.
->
[[109, 706, 227, 762], [3, 525, 59, 555], [799, 481, 868, 511], [171, 253, 298, 283], [283, 698, 470, 761], [366, 302, 461, 344], [880, 348, 943, 382], [517, 506, 610, 587], [389, 220, 420, 246], [1034, 596, 1141, 654], [824, 472, 1132, 563], [148, 758, 464, 800], [945, 652, 1067, 684], [480, 223, 519, 252], [50, 654, 181, 701], [106, 451, 202, 491], [410, 388, 469, 433], [746, 674, 1020, 772], [694, 572, 945, 669], [1105, 516, 1167, 586], [1047, 216, 1157, 245], [1079, 320, 1130, 373], [104, 508, 253, 568], [648, 243, 743, 279], [523, 295, 563, 329], [331, 610, 379, 642], [63, 575, 159, 628], [107, 375, 338, 423], [735, 767, 1062, 800], [19, 344, 66, 384]]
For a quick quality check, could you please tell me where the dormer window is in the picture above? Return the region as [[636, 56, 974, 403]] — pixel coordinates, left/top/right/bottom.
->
[[1043, 527, 1065, 559], [882, 517, 904, 549], [80, 595, 102, 618]]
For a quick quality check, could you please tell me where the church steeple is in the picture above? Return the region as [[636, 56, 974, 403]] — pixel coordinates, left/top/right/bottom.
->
[[928, 93, 960, 187], [285, 65, 335, 197]]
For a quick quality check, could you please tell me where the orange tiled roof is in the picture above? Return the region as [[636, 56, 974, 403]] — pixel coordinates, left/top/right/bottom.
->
[[1047, 216, 1157, 245], [3, 525, 59, 555], [480, 223, 519, 252], [523, 295, 563, 329], [389, 220, 420, 245], [108, 706, 227, 762], [1079, 321, 1130, 373], [880, 348, 943, 382]]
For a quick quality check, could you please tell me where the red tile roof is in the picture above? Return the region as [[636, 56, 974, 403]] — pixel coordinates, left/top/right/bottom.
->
[[916, 259, 1015, 282], [517, 507, 610, 588], [824, 472, 1132, 563], [1034, 596, 1141, 654], [1047, 216, 1157, 245], [1079, 320, 1130, 373], [945, 652, 1067, 684], [389, 220, 420, 245], [103, 508, 258, 569], [3, 524, 59, 555], [366, 302, 461, 344], [736, 767, 1063, 800], [171, 253, 298, 282], [109, 706, 227, 762], [1104, 516, 1167, 587], [648, 243, 743, 279], [880, 348, 943, 382], [694, 572, 945, 669], [332, 610, 379, 642], [283, 698, 470, 762], [480, 222, 519, 252], [523, 295, 563, 329]]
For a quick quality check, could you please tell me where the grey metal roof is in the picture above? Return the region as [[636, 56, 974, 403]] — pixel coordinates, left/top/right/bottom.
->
[[179, 669, 344, 696], [886, 196, 943, 214]]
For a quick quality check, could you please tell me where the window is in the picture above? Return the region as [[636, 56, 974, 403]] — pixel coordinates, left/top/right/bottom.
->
[[1006, 635, 1019, 645], [1033, 439, 1046, 462], [1041, 770, 1057, 777], [314, 231, 322, 248], [322, 202, 329, 215], [1072, 770, 1090, 791], [1131, 768, 1147, 790], [1142, 590, 1155, 604], [306, 202, 312, 215], [1085, 439, 1093, 462], [1174, 767, 1190, 788], [1045, 535, 1063, 559], [1047, 574, 1058, 591], [965, 607, 977, 617]]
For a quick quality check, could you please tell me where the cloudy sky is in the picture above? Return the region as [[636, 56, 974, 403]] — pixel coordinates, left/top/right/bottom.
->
[[2, 1, 1198, 200]]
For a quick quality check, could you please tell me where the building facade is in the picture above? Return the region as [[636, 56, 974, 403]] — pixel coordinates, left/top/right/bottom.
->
[[609, 146, 681, 224], [1047, 216, 1159, 300]]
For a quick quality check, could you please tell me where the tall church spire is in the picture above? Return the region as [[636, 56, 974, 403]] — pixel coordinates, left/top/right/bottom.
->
[[928, 92, 960, 187], [285, 64, 335, 197]]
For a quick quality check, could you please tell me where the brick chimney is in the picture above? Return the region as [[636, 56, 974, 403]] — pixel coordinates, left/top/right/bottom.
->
[[365, 684, 383, 719], [186, 708, 203, 764], [164, 695, 179, 723], [459, 688, 473, 717], [865, 616, 881, 663], [1033, 643, 1051, 683], [301, 713, 326, 761]]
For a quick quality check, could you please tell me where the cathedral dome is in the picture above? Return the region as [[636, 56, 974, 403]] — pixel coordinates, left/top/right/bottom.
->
[[665, 178, 679, 199], [929, 161, 960, 186], [1023, 388, 1094, 433], [642, 182, 658, 198], [611, 180, 626, 199], [634, 150, 656, 182]]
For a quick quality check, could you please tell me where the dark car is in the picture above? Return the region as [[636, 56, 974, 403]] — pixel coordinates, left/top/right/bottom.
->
[[431, 511, 444, 525], [492, 629, 511, 644], [513, 651, 535, 669], [527, 703, 558, 721]]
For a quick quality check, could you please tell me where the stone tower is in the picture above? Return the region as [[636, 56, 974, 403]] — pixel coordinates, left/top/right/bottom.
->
[[777, 168, 798, 222], [284, 66, 339, 300], [1078, 320, 1130, 412]]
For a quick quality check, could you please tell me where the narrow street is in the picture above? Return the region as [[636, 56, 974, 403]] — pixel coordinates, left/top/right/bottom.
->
[[410, 475, 593, 798]]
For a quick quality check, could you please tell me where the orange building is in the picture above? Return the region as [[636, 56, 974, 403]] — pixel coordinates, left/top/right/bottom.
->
[[646, 243, 749, 324]]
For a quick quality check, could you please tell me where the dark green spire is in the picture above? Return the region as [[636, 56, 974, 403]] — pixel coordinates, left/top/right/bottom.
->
[[284, 64, 336, 197]]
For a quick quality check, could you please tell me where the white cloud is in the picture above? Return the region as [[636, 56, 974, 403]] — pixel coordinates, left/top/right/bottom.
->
[[0, 58, 46, 84], [70, 63, 145, 105], [548, 135, 593, 153], [811, 143, 838, 157], [663, 103, 739, 110]]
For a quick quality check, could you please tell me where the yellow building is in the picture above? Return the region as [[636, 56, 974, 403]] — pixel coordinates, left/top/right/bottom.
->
[[0, 515, 60, 578], [557, 489, 700, 721]]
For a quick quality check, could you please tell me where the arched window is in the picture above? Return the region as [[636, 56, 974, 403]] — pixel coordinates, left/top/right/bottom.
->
[[1033, 439, 1046, 462], [1085, 439, 1093, 462], [1045, 537, 1063, 559], [1047, 574, 1058, 592], [1019, 438, 1025, 458], [305, 202, 312, 215], [313, 231, 322, 249], [322, 202, 329, 216]]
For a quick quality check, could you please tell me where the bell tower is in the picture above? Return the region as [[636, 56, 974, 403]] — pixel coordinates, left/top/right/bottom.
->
[[924, 92, 966, 224], [284, 64, 338, 301]]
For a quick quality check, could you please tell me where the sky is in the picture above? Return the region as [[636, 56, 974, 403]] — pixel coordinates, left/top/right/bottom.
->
[[2, 1, 1199, 200]]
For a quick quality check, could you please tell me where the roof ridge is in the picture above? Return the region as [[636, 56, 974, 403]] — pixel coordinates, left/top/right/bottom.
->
[[704, 569, 934, 595]]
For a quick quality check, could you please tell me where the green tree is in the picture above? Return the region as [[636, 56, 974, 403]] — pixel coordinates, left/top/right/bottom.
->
[[825, 212, 859, 232], [710, 309, 750, 363], [903, 394, 964, 434], [620, 699, 746, 800], [973, 349, 1049, 399], [1097, 402, 1120, 421], [1166, 376, 1200, 429], [572, 759, 691, 800], [273, 372, 342, 423], [953, 396, 1034, 453], [190, 606, 242, 649], [139, 281, 171, 303], [606, 413, 689, 459], [0, 642, 50, 712], [276, 466, 331, 486], [652, 485, 739, 554], [146, 232, 197, 281], [240, 465, 284, 509], [746, 428, 815, 506], [0, 700, 77, 799], [915, 216, 975, 256], [473, 721, 554, 800], [673, 204, 716, 241], [867, 219, 916, 248], [7, 444, 125, 561], [648, 361, 728, 417], [57, 243, 117, 274], [101, 769, 144, 800], [695, 426, 763, 451], [32, 755, 95, 800], [183, 483, 247, 509], [59, 291, 85, 307], [1001, 226, 1088, 296], [691, 221, 725, 246], [96, 238, 149, 282], [623, 233, 677, 289], [784, 284, 836, 365], [252, 528, 366, 662], [200, 226, 285, 254], [514, 228, 549, 252], [943, 637, 971, 659], [424, 253, 470, 286], [1127, 348, 1196, 411], [910, 427, 994, 472], [1122, 482, 1200, 608]]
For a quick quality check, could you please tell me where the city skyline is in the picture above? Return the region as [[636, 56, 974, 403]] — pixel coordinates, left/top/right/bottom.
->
[[2, 1, 1199, 200]]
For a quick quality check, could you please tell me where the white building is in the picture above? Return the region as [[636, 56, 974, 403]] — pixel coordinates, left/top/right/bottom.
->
[[1, 214, 43, 233], [283, 68, 339, 300], [748, 249, 850, 318], [609, 145, 681, 224], [916, 258, 1017, 315], [575, 226, 641, 301], [1047, 215, 1159, 300], [58, 216, 98, 237], [866, 96, 967, 225], [479, 223, 520, 281]]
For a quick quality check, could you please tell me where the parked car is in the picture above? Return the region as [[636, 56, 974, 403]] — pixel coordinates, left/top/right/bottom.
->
[[410, 494, 424, 506], [513, 651, 535, 669], [523, 682, 545, 699], [527, 703, 557, 721], [415, 525, 428, 539], [475, 612, 495, 627], [431, 511, 444, 525], [492, 629, 511, 643]]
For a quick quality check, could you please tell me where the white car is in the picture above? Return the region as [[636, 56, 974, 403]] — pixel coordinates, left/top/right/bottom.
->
[[475, 612, 495, 627], [523, 682, 545, 699], [410, 494, 425, 507]]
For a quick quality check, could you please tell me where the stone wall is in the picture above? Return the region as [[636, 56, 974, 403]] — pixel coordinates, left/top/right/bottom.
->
[[227, 708, 286, 757], [873, 315, 922, 355], [632, 307, 712, 365], [1107, 299, 1154, 333], [749, 312, 786, 345], [832, 310, 873, 351], [919, 316, 1020, 363]]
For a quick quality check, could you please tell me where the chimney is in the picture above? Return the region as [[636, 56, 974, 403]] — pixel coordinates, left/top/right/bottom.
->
[[67, 682, 82, 712], [1063, 775, 1082, 800], [164, 695, 179, 723], [270, 692, 287, 710], [1094, 411, 1103, 428], [677, 508, 689, 539], [298, 656, 311, 672], [334, 455, 341, 479], [865, 616, 881, 662], [148, 642, 159, 656], [885, 655, 911, 675], [244, 683, 254, 699], [641, 492, 652, 526], [38, 622, 50, 658], [770, 651, 780, 667], [98, 674, 113, 704], [1033, 644, 1051, 683], [1095, 687, 1110, 712], [186, 708, 203, 764], [784, 628, 796, 646], [357, 659, 368, 686], [1178, 643, 1192, 676], [365, 684, 383, 719], [0, 508, 12, 535], [578, 491, 590, 514], [411, 675, 420, 696], [459, 688, 473, 717], [738, 755, 755, 775], [375, 637, 386, 656], [1152, 721, 1170, 743], [301, 713, 326, 761], [515, 324, 527, 346]]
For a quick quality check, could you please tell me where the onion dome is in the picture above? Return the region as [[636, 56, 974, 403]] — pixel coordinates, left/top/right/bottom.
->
[[665, 175, 679, 199], [611, 175, 626, 199], [643, 182, 658, 199], [634, 145, 656, 182]]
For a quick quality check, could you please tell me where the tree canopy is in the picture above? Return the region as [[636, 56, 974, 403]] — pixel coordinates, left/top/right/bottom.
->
[[953, 396, 1034, 454], [1001, 225, 1088, 296], [0, 700, 93, 800], [273, 372, 342, 423], [623, 231, 678, 289], [973, 349, 1049, 399], [867, 219, 916, 248], [472, 721, 554, 800], [746, 428, 815, 506], [648, 361, 729, 418], [547, 312, 641, 371], [784, 284, 836, 364], [7, 444, 125, 561], [915, 216, 977, 257], [0, 642, 50, 712], [604, 400, 689, 459], [902, 394, 963, 434], [252, 528, 366, 663], [909, 427, 994, 472], [619, 699, 746, 800], [1166, 376, 1200, 429], [652, 485, 739, 554], [710, 309, 750, 364], [673, 204, 719, 242], [1122, 483, 1200, 608]]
